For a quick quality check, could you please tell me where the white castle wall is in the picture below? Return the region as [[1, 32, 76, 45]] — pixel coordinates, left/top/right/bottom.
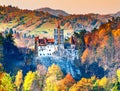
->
[[38, 44, 58, 57]]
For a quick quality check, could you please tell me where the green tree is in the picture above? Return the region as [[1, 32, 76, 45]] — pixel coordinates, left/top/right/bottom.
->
[[74, 30, 86, 57], [3, 33, 14, 55], [0, 33, 4, 72], [0, 33, 3, 62]]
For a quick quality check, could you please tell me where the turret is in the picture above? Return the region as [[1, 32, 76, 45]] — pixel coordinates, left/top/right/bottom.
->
[[54, 22, 64, 45], [35, 36, 39, 56]]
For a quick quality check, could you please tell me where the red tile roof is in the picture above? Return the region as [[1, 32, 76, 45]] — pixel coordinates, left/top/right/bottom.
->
[[36, 38, 54, 46], [35, 36, 39, 41], [47, 39, 54, 43]]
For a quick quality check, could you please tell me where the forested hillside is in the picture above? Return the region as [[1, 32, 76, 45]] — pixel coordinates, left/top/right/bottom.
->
[[0, 5, 112, 36], [74, 17, 120, 78]]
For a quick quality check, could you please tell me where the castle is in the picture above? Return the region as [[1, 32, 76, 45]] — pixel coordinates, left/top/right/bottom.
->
[[35, 24, 64, 56], [35, 24, 79, 60]]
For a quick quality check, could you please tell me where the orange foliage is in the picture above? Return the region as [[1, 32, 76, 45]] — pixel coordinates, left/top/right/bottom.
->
[[57, 73, 75, 90], [0, 72, 4, 79], [81, 48, 89, 63], [69, 77, 93, 91], [112, 29, 120, 37]]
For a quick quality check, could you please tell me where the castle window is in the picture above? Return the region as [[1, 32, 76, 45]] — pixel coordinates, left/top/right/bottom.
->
[[49, 49, 51, 51]]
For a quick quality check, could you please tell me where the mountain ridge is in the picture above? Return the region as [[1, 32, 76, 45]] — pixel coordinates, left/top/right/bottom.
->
[[35, 7, 69, 16]]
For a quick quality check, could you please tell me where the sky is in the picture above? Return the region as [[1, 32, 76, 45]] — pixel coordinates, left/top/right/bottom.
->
[[0, 0, 120, 14]]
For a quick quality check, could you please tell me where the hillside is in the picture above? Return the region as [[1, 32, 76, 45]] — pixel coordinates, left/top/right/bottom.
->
[[0, 5, 115, 37], [75, 17, 120, 78], [0, 5, 119, 48]]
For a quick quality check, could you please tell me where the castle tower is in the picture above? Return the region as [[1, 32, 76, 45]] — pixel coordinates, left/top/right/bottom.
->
[[35, 36, 39, 56], [57, 24, 61, 44], [54, 22, 64, 44]]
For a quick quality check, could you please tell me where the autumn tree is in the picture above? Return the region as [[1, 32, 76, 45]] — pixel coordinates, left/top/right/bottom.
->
[[44, 64, 63, 91], [23, 71, 36, 91], [69, 77, 93, 91], [93, 77, 108, 91], [57, 73, 75, 91], [46, 64, 63, 80], [31, 64, 47, 91], [112, 69, 120, 91], [0, 72, 15, 91], [14, 70, 23, 90]]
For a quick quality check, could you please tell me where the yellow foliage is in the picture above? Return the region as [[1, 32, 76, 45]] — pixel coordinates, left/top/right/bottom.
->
[[69, 84, 79, 91], [44, 64, 63, 91], [69, 77, 93, 91], [93, 79, 100, 87], [14, 70, 23, 90], [99, 77, 108, 88], [23, 71, 36, 91], [46, 64, 63, 80], [69, 76, 109, 91], [44, 75, 62, 91], [91, 76, 96, 81], [0, 73, 15, 91], [117, 68, 120, 82], [117, 68, 120, 77]]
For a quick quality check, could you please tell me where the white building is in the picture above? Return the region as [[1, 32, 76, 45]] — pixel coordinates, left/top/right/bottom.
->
[[35, 24, 64, 57], [35, 24, 79, 60], [35, 37, 58, 57], [38, 44, 58, 57]]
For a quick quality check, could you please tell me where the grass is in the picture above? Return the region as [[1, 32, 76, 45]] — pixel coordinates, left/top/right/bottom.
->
[[0, 18, 74, 38], [29, 22, 74, 38], [29, 22, 55, 37]]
